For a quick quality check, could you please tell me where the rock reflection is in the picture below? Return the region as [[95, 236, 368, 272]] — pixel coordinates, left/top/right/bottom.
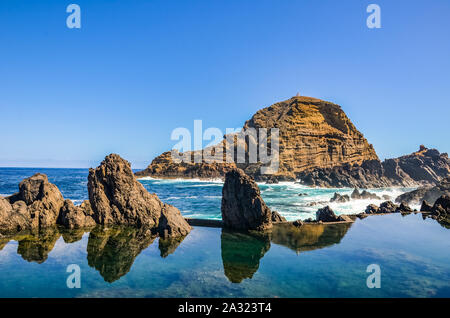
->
[[220, 222, 352, 283], [86, 226, 156, 283], [271, 222, 352, 253], [221, 230, 271, 283]]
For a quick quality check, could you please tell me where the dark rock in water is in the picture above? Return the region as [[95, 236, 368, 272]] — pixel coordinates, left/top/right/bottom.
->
[[316, 206, 339, 222], [221, 229, 270, 283], [397, 202, 413, 213], [431, 195, 450, 216], [57, 200, 96, 229], [330, 193, 350, 203], [304, 218, 314, 223], [292, 219, 303, 227], [420, 200, 433, 212], [0, 174, 65, 234], [221, 169, 272, 231], [351, 188, 380, 200], [271, 211, 287, 223], [396, 176, 450, 205], [88, 154, 191, 238], [265, 178, 279, 184], [307, 201, 328, 207], [298, 193, 308, 196], [379, 201, 398, 213], [365, 204, 379, 214]]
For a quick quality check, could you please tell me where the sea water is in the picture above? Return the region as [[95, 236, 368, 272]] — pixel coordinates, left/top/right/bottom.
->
[[0, 168, 448, 298]]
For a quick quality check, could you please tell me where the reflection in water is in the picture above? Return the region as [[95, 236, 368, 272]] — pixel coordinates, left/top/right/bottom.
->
[[0, 225, 188, 283], [86, 227, 156, 283], [271, 222, 352, 253], [221, 230, 271, 283], [220, 222, 352, 283]]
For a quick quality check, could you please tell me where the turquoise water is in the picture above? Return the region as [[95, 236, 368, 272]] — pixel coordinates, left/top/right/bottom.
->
[[0, 213, 449, 297], [1, 168, 449, 298], [0, 168, 418, 221]]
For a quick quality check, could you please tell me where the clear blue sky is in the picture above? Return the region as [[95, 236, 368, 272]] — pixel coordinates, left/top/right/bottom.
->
[[1, 0, 449, 168]]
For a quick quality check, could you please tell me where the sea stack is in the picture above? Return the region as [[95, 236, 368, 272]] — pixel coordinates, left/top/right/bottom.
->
[[87, 154, 191, 238], [221, 169, 273, 231]]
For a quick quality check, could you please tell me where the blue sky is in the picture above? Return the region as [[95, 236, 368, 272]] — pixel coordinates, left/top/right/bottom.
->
[[0, 0, 449, 168]]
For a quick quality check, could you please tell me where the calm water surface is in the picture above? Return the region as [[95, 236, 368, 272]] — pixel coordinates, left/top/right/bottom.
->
[[0, 168, 449, 298]]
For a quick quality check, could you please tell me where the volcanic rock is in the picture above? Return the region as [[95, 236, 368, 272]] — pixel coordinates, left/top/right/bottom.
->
[[221, 169, 272, 231], [420, 200, 433, 212], [271, 211, 287, 223], [365, 204, 379, 214], [351, 188, 381, 200], [87, 154, 191, 238], [330, 193, 350, 203], [316, 206, 339, 222], [378, 201, 398, 213], [57, 200, 96, 229], [396, 176, 450, 205]]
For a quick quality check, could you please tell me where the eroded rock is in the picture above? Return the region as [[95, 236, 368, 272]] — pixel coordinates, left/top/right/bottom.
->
[[221, 169, 272, 231]]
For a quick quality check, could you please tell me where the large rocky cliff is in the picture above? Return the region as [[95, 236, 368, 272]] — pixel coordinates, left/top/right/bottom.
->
[[136, 96, 449, 187], [137, 96, 378, 180]]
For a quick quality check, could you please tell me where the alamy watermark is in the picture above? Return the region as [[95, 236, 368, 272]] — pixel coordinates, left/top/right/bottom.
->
[[66, 4, 81, 29], [367, 4, 381, 29], [170, 120, 279, 175], [66, 264, 81, 288], [366, 264, 381, 288]]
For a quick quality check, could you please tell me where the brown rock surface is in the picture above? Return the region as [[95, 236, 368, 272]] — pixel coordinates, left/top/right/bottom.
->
[[57, 200, 96, 229], [221, 169, 272, 231], [88, 154, 191, 237], [136, 96, 378, 182], [0, 174, 65, 234]]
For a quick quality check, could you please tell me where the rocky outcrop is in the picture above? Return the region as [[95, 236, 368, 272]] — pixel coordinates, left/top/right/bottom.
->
[[430, 195, 450, 217], [137, 96, 448, 188], [298, 146, 449, 188], [420, 200, 433, 212], [0, 174, 65, 234], [316, 206, 339, 222], [221, 169, 272, 231], [330, 193, 350, 203], [57, 200, 96, 229], [396, 176, 450, 205], [88, 154, 191, 238], [137, 96, 379, 182], [271, 211, 287, 223], [351, 189, 381, 200]]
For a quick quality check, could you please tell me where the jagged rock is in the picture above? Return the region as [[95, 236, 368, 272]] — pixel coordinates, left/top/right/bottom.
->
[[397, 202, 413, 213], [265, 178, 279, 184], [271, 211, 287, 223], [379, 201, 398, 213], [292, 219, 303, 227], [396, 176, 450, 205], [431, 195, 450, 216], [316, 206, 339, 222], [57, 200, 96, 229], [0, 174, 65, 234], [221, 169, 272, 231], [88, 154, 191, 238], [365, 204, 379, 214], [350, 188, 380, 200], [299, 146, 449, 188], [330, 193, 350, 203], [420, 200, 433, 212]]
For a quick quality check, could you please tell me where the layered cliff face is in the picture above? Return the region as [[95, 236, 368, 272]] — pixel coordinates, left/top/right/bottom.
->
[[136, 96, 379, 181]]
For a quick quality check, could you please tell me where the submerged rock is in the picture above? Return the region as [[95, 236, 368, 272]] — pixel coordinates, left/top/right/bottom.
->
[[88, 154, 191, 238], [221, 169, 272, 231]]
